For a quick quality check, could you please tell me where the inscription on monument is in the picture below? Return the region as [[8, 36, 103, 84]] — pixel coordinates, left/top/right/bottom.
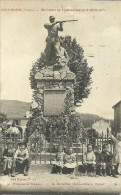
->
[[44, 90, 66, 116]]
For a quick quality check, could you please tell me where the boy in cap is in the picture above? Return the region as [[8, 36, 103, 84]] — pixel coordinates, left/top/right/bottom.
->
[[14, 142, 30, 176], [2, 140, 16, 177]]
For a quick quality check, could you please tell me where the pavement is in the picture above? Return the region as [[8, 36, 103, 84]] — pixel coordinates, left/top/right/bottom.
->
[[0, 165, 121, 195]]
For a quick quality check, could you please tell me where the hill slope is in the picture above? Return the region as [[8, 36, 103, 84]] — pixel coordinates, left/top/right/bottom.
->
[[0, 100, 31, 119], [76, 113, 113, 127], [0, 100, 113, 126]]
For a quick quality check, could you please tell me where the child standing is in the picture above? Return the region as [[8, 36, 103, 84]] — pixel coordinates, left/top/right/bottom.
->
[[53, 145, 64, 174], [2, 140, 16, 177], [64, 147, 77, 175], [14, 142, 30, 176], [109, 133, 121, 175], [83, 144, 96, 176]]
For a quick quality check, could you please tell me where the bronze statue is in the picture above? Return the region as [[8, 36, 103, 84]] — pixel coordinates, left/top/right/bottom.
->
[[44, 16, 78, 66], [44, 16, 64, 63]]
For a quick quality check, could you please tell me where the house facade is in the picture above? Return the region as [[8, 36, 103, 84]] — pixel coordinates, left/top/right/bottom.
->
[[9, 118, 28, 127], [0, 100, 31, 128], [92, 119, 111, 136], [112, 100, 121, 134]]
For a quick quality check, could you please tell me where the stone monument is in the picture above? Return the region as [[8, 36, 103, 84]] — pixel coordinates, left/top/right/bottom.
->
[[27, 16, 81, 155], [35, 16, 76, 118]]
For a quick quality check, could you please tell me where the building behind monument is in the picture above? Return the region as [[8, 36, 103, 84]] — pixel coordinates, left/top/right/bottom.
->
[[112, 100, 121, 135]]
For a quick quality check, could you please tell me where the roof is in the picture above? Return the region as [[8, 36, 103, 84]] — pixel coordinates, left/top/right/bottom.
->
[[0, 100, 31, 119], [112, 100, 121, 109]]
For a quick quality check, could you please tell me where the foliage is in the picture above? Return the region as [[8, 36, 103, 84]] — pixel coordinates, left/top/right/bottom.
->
[[60, 36, 93, 105], [0, 112, 8, 125], [30, 36, 93, 105], [26, 111, 84, 147]]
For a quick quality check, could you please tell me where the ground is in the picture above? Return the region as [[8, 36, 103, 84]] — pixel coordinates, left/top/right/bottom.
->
[[0, 165, 121, 195]]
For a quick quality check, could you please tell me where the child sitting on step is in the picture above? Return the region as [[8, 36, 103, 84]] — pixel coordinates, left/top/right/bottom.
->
[[14, 142, 30, 176], [94, 145, 105, 176], [2, 140, 16, 177], [63, 147, 77, 175], [102, 144, 117, 177], [83, 144, 96, 176], [53, 145, 65, 174]]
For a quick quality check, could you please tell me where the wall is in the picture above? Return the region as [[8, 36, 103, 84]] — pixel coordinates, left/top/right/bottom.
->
[[20, 119, 28, 126]]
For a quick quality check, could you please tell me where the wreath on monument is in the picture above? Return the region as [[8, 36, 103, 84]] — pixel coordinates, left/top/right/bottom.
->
[[26, 36, 93, 145]]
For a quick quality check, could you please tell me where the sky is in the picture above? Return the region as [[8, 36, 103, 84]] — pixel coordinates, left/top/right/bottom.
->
[[0, 0, 121, 119]]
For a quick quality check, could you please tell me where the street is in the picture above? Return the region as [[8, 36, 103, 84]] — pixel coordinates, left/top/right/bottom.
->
[[0, 165, 121, 194]]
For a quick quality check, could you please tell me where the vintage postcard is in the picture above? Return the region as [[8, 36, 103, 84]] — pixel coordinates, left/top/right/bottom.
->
[[0, 0, 121, 194]]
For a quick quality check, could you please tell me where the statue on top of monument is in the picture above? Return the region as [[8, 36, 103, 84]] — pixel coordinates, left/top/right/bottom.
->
[[44, 16, 78, 68], [44, 16, 64, 64]]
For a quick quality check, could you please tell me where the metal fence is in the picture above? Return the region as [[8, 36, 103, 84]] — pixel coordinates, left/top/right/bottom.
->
[[0, 130, 114, 165], [28, 131, 114, 165], [0, 131, 23, 153]]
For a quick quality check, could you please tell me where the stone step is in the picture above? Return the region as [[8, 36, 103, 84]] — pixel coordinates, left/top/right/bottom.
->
[[72, 143, 83, 147], [73, 148, 83, 153], [30, 153, 83, 163]]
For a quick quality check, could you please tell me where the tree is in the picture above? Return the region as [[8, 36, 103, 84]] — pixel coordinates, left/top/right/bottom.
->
[[30, 36, 93, 105], [0, 112, 8, 125], [60, 36, 93, 105]]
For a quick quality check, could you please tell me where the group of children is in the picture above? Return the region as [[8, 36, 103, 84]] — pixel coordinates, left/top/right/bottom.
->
[[2, 140, 30, 177], [53, 133, 121, 178], [1, 132, 121, 178]]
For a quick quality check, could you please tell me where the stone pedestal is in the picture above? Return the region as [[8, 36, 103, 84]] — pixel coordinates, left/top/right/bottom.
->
[[35, 66, 75, 117]]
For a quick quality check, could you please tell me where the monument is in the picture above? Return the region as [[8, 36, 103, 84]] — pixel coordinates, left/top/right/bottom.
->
[[34, 16, 77, 118], [27, 15, 90, 154]]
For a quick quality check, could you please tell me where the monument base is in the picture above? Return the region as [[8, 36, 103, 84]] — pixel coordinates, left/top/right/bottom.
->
[[35, 65, 75, 117]]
